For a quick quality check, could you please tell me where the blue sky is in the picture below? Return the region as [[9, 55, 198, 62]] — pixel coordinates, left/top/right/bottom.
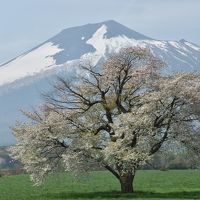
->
[[0, 0, 199, 64]]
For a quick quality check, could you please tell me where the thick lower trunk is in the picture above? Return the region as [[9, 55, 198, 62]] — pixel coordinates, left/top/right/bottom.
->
[[119, 173, 134, 193], [104, 165, 135, 193]]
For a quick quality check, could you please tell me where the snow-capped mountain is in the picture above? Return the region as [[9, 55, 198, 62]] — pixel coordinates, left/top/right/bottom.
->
[[1, 20, 200, 145]]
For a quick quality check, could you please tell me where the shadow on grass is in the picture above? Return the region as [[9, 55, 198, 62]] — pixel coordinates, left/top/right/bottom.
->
[[44, 190, 200, 199]]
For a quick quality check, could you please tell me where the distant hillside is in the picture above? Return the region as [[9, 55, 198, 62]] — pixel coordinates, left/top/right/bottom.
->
[[0, 146, 22, 170]]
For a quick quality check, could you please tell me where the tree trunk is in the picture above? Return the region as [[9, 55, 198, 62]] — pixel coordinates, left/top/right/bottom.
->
[[119, 173, 134, 193], [104, 165, 135, 193]]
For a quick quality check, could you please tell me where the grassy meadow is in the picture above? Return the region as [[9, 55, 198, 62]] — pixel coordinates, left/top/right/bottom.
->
[[0, 170, 200, 200]]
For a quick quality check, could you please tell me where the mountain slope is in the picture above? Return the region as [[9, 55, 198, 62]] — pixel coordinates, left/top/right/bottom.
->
[[0, 20, 200, 145]]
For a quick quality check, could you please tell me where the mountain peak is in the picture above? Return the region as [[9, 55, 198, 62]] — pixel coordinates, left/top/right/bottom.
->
[[100, 20, 152, 40], [58, 20, 152, 40]]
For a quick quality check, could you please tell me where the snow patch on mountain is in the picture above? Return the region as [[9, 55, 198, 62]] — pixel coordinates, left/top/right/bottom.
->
[[87, 25, 107, 56], [0, 42, 62, 86], [184, 41, 200, 51], [85, 25, 142, 61]]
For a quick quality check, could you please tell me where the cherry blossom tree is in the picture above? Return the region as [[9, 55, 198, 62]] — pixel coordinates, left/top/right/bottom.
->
[[10, 47, 200, 193]]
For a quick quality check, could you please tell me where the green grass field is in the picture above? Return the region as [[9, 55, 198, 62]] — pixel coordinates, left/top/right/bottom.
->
[[0, 170, 200, 200]]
